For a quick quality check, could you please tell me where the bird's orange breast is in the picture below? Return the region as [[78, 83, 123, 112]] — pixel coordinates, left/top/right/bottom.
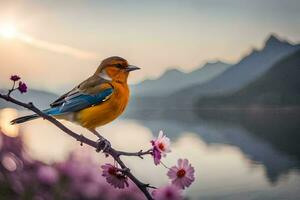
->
[[75, 82, 129, 129]]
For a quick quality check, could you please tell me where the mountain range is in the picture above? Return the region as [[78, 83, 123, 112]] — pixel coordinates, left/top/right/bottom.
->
[[131, 61, 231, 97], [126, 34, 300, 112], [169, 34, 300, 106], [196, 49, 300, 107]]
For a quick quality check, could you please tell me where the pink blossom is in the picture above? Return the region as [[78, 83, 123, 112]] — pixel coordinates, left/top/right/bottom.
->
[[57, 150, 112, 198], [151, 131, 171, 156], [101, 163, 129, 189], [18, 81, 27, 93], [37, 166, 59, 185], [167, 159, 195, 189], [151, 130, 171, 165], [10, 75, 20, 81], [152, 146, 162, 165], [152, 185, 182, 200]]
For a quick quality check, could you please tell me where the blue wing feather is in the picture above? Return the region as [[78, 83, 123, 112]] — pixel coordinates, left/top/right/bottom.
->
[[44, 88, 113, 116]]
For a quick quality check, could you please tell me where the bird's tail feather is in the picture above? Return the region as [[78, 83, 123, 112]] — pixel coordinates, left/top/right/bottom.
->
[[10, 107, 61, 125], [10, 114, 40, 125]]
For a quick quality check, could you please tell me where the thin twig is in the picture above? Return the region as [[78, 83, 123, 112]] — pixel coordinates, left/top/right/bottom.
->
[[116, 149, 152, 159], [7, 81, 16, 96], [0, 93, 154, 200], [160, 161, 170, 170]]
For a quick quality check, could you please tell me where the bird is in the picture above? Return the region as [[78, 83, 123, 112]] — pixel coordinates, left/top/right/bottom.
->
[[11, 56, 140, 151]]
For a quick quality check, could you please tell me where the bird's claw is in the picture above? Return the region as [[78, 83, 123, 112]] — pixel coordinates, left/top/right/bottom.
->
[[120, 167, 130, 173], [96, 138, 111, 153]]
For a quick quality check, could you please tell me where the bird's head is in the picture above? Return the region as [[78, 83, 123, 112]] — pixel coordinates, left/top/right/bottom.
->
[[95, 56, 140, 83]]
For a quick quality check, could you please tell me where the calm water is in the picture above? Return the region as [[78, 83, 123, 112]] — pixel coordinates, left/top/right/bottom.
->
[[1, 108, 300, 200]]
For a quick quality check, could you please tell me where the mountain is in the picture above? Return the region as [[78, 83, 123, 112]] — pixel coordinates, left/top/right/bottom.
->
[[0, 89, 58, 110], [170, 34, 300, 106], [131, 61, 231, 97], [196, 49, 300, 107]]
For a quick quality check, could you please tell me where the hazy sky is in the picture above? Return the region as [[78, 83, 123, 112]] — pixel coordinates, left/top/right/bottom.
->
[[0, 0, 300, 93]]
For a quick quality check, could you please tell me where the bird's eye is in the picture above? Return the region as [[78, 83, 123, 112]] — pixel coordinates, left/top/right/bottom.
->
[[116, 64, 123, 68]]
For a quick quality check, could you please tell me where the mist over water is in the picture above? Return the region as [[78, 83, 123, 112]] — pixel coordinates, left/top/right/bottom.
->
[[1, 108, 300, 200]]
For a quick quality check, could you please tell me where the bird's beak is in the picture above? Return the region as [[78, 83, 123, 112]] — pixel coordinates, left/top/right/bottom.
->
[[126, 65, 140, 72]]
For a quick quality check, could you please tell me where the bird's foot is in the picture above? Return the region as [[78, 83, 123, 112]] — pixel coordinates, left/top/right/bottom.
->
[[96, 138, 111, 153], [119, 167, 130, 173]]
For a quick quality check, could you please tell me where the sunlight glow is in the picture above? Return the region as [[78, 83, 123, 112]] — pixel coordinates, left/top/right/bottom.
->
[[0, 23, 17, 39], [0, 108, 19, 137], [17, 33, 98, 59], [0, 22, 97, 59]]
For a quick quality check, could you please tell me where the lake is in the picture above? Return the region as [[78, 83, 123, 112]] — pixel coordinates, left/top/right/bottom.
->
[[1, 108, 300, 200]]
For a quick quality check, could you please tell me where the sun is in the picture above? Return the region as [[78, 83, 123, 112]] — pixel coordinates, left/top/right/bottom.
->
[[0, 23, 17, 39]]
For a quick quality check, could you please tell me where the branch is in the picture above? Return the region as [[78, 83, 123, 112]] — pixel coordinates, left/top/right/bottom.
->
[[0, 93, 154, 200]]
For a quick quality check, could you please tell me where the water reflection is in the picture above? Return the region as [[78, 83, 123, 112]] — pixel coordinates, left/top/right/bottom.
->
[[126, 109, 300, 182], [1, 108, 300, 199], [0, 108, 19, 137]]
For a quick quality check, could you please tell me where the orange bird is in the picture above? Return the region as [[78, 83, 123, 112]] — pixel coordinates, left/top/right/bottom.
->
[[11, 56, 140, 150]]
